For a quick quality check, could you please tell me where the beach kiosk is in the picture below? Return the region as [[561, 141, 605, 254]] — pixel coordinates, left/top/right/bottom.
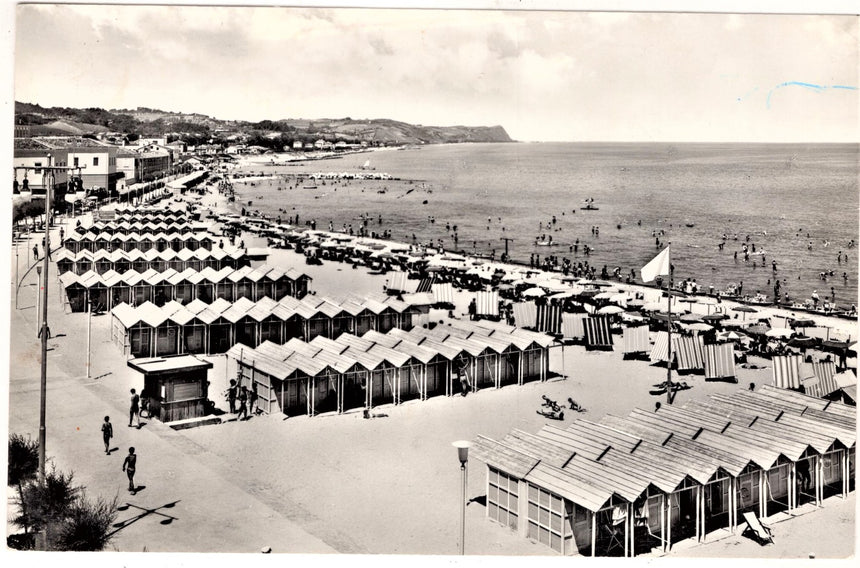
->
[[127, 354, 213, 423]]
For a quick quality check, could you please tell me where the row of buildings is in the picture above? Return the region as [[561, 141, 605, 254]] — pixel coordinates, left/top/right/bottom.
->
[[12, 136, 192, 197]]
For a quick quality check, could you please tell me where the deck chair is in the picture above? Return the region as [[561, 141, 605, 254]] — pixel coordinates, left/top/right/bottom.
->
[[741, 511, 774, 545], [600, 522, 625, 555]]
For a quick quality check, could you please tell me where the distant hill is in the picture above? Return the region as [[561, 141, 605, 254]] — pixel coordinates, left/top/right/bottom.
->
[[14, 101, 514, 145], [274, 117, 513, 144]]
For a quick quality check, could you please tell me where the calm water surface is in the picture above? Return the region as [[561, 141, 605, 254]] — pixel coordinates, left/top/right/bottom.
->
[[232, 142, 859, 304]]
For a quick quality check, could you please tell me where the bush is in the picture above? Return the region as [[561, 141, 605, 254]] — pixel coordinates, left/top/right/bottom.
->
[[56, 493, 119, 551], [8, 434, 118, 551]]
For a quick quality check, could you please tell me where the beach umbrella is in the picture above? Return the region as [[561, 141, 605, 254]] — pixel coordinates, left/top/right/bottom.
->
[[597, 305, 624, 315], [702, 313, 729, 322], [732, 305, 758, 320], [625, 299, 646, 309], [685, 322, 713, 332], [745, 324, 771, 337], [537, 279, 572, 292], [791, 318, 816, 328], [680, 313, 703, 323], [522, 287, 546, 298], [594, 291, 615, 300], [609, 293, 630, 303], [651, 312, 684, 323], [641, 301, 667, 312], [787, 336, 816, 349], [621, 312, 648, 323], [719, 330, 742, 341], [766, 328, 794, 339]]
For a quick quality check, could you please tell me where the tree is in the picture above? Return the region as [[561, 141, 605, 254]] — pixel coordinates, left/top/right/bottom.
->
[[7, 434, 39, 487]]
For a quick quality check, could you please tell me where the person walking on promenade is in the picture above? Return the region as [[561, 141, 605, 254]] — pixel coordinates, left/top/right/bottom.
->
[[249, 382, 258, 415], [129, 388, 141, 428], [226, 379, 238, 413], [33, 244, 39, 261], [101, 416, 113, 455], [236, 386, 249, 420], [122, 447, 138, 495]]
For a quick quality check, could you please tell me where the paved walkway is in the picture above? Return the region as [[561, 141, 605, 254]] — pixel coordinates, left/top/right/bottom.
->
[[6, 219, 335, 553]]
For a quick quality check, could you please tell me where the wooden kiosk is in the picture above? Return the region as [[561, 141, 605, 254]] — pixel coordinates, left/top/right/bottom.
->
[[127, 354, 213, 422]]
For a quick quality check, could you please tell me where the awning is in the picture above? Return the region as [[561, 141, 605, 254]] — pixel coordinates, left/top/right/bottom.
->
[[622, 325, 650, 354], [431, 282, 454, 305], [561, 312, 587, 340], [475, 290, 500, 317], [536, 303, 562, 334], [583, 316, 613, 349], [772, 355, 805, 390], [513, 301, 537, 329], [386, 271, 409, 294], [803, 361, 838, 398], [704, 343, 736, 380]]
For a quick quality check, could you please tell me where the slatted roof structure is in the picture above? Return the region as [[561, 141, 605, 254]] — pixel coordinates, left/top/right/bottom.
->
[[473, 386, 855, 514]]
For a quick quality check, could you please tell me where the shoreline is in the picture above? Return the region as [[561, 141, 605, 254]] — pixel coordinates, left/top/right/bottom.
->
[[191, 186, 858, 338]]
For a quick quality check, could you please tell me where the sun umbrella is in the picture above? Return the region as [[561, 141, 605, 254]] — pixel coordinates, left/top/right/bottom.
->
[[702, 313, 729, 322], [732, 305, 758, 321], [765, 328, 794, 339], [787, 336, 816, 349], [745, 324, 770, 336], [594, 291, 615, 300], [522, 287, 546, 298], [716, 330, 740, 341], [791, 318, 816, 328], [685, 322, 713, 332], [597, 305, 624, 315], [680, 313, 703, 323]]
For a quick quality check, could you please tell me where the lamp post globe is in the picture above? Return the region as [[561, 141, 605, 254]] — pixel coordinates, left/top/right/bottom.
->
[[452, 440, 471, 555]]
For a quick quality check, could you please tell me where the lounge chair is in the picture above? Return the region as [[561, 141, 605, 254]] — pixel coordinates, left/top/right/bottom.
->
[[741, 511, 773, 545]]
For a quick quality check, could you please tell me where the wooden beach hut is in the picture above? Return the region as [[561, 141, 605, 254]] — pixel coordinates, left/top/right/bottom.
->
[[169, 268, 195, 304], [127, 355, 213, 423], [59, 271, 87, 312], [223, 296, 258, 347], [110, 249, 131, 274], [55, 249, 75, 275], [199, 297, 234, 354]]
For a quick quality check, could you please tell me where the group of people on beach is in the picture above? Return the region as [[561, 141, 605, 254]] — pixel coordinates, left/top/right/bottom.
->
[[223, 379, 259, 421]]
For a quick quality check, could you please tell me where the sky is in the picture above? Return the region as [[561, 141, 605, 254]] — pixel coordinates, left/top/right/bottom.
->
[[12, 3, 860, 142]]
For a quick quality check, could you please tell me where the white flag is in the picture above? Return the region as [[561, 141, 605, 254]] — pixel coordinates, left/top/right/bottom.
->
[[641, 246, 671, 282]]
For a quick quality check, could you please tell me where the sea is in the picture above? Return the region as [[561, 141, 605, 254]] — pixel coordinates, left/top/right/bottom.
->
[[230, 142, 860, 306]]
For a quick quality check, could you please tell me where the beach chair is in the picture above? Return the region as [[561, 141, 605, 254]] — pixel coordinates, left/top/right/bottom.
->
[[741, 511, 773, 545]]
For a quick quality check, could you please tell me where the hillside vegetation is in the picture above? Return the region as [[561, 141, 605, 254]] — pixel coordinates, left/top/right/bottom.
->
[[15, 102, 513, 146]]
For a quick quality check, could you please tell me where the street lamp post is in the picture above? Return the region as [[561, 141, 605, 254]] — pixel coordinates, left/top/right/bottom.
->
[[452, 440, 471, 555], [86, 290, 92, 379], [35, 265, 42, 334], [38, 160, 53, 481]]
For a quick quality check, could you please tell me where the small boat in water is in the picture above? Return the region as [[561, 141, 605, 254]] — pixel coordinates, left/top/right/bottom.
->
[[303, 185, 318, 189], [581, 197, 599, 211]]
